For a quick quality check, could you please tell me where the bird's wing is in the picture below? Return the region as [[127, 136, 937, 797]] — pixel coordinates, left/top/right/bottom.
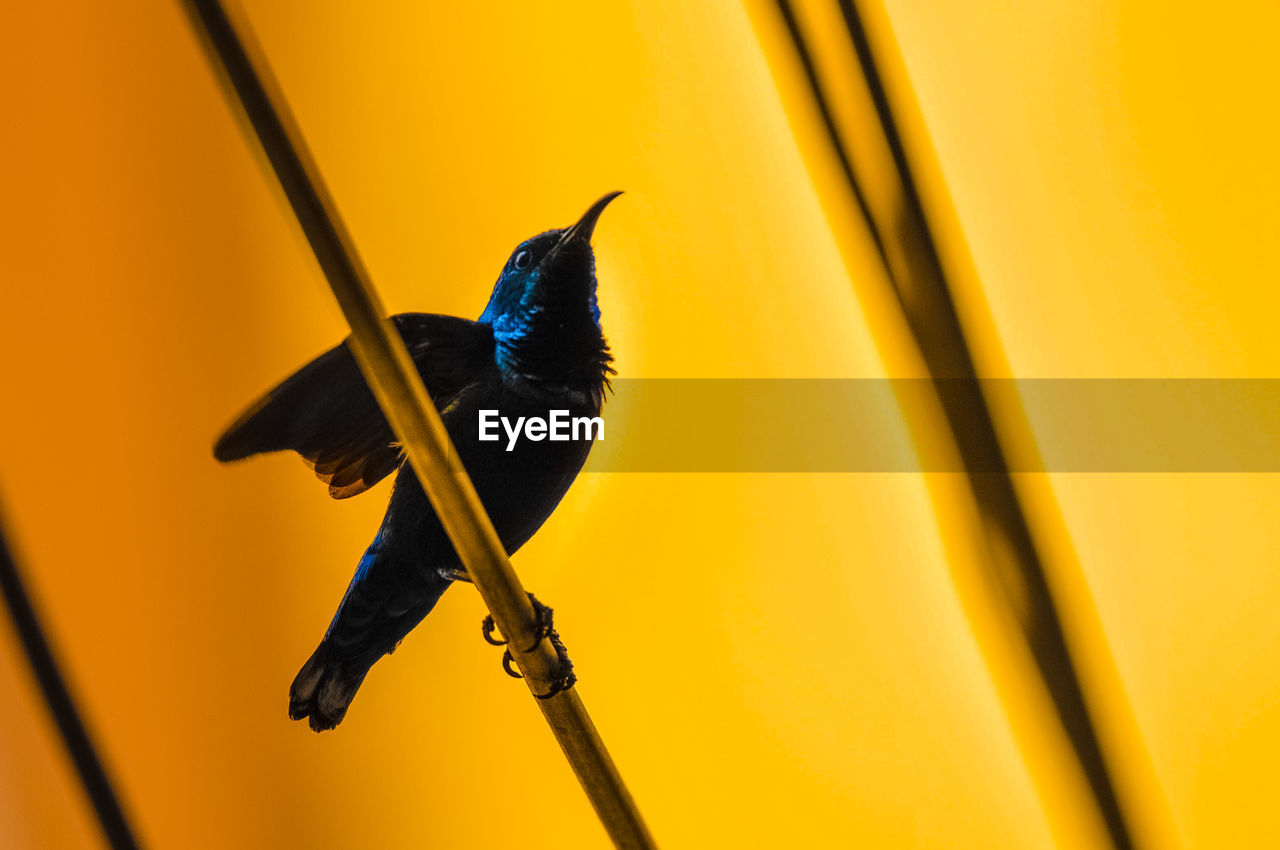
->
[[213, 313, 494, 499]]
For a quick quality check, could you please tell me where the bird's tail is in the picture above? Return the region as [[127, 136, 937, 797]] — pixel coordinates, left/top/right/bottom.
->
[[288, 642, 372, 732]]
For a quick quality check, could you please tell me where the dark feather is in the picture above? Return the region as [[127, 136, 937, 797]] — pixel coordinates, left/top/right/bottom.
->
[[213, 313, 494, 499]]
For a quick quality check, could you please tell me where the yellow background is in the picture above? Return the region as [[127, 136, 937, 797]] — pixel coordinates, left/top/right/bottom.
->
[[0, 1, 1276, 847]]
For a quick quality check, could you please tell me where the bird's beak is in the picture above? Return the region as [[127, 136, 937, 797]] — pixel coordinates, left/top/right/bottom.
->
[[558, 191, 623, 249]]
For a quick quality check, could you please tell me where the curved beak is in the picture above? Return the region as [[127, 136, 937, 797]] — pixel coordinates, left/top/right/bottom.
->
[[559, 191, 623, 247]]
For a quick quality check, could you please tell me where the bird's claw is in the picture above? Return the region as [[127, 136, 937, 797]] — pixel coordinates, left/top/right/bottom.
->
[[532, 628, 577, 700], [481, 612, 505, 645], [501, 648, 522, 679], [481, 593, 576, 699], [480, 592, 552, 652], [522, 593, 556, 653]]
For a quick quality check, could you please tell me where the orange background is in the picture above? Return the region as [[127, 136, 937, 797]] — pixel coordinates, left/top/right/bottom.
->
[[1, 1, 1277, 847]]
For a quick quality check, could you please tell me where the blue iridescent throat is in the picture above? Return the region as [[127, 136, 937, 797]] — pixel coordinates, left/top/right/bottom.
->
[[478, 266, 603, 375]]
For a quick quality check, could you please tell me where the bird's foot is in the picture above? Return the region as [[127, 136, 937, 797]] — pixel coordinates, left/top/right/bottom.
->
[[482, 593, 576, 699], [439, 567, 472, 583], [481, 592, 553, 651]]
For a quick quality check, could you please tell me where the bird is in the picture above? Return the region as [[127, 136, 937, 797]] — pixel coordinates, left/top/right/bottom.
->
[[213, 192, 621, 731]]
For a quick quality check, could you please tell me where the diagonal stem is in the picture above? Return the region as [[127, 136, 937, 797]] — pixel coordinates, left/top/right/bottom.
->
[[770, 0, 1137, 846], [178, 2, 655, 847], [0, 515, 141, 850]]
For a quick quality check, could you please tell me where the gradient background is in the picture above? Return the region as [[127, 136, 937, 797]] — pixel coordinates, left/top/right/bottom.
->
[[1, 0, 1277, 847]]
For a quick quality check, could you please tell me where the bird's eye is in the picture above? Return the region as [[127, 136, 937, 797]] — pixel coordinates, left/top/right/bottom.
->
[[513, 249, 533, 270]]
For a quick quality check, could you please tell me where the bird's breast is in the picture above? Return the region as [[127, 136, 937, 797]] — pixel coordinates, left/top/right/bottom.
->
[[434, 380, 604, 552]]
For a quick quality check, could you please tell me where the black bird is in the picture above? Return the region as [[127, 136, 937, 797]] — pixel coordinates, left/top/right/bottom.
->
[[214, 193, 621, 731]]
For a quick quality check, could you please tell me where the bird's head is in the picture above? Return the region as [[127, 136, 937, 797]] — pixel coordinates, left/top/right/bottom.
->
[[478, 192, 621, 383]]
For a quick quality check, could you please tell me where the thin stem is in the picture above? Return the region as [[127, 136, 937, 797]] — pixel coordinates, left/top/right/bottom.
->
[[179, 2, 655, 847], [0, 515, 141, 850], [771, 0, 1137, 847]]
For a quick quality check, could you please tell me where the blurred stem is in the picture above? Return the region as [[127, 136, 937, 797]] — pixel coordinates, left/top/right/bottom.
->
[[0, 515, 141, 849], [768, 0, 1138, 847]]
